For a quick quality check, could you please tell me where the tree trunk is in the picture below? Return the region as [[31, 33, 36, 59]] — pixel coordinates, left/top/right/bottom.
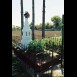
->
[[42, 0, 45, 38], [32, 0, 35, 40], [20, 0, 24, 38]]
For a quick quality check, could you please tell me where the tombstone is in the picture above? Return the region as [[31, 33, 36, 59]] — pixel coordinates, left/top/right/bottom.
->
[[17, 11, 32, 50]]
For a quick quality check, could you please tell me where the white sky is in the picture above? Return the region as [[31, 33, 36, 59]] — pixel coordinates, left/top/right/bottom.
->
[[12, 0, 64, 27]]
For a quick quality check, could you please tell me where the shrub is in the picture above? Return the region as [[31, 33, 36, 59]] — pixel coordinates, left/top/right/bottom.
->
[[27, 39, 46, 54], [27, 36, 62, 54]]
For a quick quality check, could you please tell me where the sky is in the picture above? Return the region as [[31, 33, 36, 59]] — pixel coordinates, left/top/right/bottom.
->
[[12, 0, 64, 27]]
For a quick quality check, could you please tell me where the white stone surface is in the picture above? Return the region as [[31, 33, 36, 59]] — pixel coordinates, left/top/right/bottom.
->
[[20, 18, 32, 49]]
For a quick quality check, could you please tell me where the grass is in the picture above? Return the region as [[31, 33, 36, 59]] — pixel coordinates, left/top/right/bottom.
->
[[12, 30, 61, 45], [12, 30, 61, 38]]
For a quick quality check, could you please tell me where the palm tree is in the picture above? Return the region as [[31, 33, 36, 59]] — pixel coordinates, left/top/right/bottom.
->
[[20, 0, 23, 37], [42, 0, 45, 38], [32, 0, 35, 40]]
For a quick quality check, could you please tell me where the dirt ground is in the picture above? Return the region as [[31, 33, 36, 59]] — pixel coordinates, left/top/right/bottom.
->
[[12, 30, 61, 44]]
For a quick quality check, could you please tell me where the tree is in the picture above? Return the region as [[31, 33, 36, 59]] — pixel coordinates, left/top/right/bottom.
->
[[45, 22, 51, 29], [51, 16, 62, 30], [20, 0, 24, 36], [32, 0, 35, 40], [42, 0, 45, 38]]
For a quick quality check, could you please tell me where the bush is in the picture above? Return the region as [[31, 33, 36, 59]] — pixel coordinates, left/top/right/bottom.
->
[[27, 39, 46, 54], [27, 36, 62, 54]]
